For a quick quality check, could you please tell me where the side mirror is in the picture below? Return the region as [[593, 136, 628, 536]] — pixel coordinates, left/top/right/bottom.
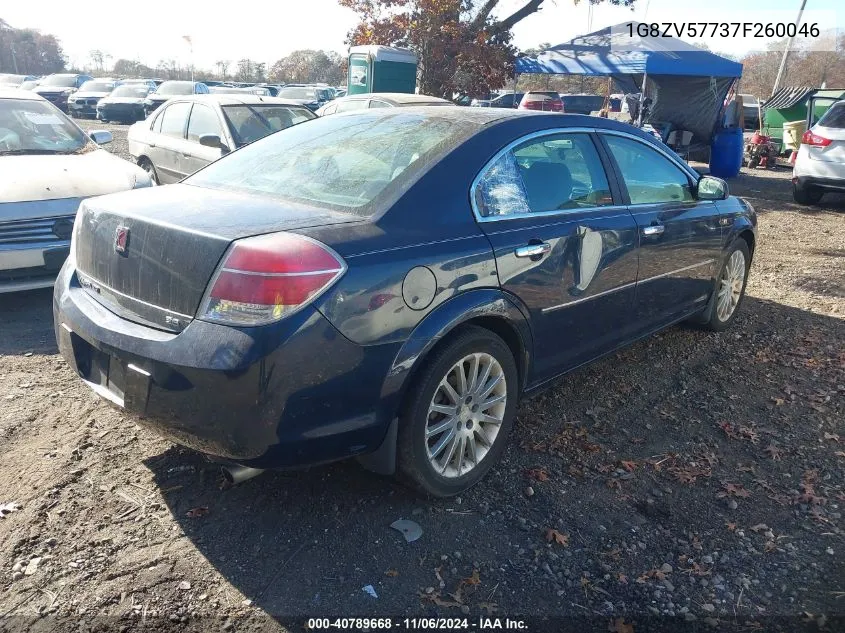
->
[[199, 134, 229, 153], [89, 130, 113, 145], [697, 175, 729, 200]]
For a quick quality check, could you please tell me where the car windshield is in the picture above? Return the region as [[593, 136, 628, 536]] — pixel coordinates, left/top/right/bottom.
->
[[156, 82, 194, 96], [0, 98, 90, 154], [818, 102, 845, 129], [186, 111, 480, 215], [278, 86, 317, 100], [79, 80, 116, 92], [39, 75, 79, 87], [221, 104, 315, 146], [110, 85, 149, 98]]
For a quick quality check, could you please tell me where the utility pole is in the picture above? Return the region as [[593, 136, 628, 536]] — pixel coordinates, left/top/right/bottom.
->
[[772, 0, 808, 95]]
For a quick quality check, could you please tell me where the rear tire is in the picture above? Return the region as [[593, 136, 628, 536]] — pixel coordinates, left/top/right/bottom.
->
[[697, 240, 751, 332], [793, 182, 824, 205], [397, 325, 518, 497], [138, 158, 159, 185]]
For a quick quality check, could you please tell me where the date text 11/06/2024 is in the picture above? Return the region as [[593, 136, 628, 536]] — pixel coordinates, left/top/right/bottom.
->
[[306, 618, 528, 630]]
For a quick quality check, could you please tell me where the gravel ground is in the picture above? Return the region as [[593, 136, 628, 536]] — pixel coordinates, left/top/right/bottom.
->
[[0, 134, 843, 633]]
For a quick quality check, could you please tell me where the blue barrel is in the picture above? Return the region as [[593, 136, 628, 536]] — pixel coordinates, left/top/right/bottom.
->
[[710, 126, 744, 178]]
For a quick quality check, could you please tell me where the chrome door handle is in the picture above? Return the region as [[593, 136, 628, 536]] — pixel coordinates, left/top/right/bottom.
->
[[642, 224, 665, 236], [514, 242, 551, 258]]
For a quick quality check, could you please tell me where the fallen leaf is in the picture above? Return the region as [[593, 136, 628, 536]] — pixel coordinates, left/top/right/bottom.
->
[[544, 528, 570, 546], [385, 569, 399, 577], [525, 468, 550, 482], [478, 602, 498, 615], [824, 433, 840, 443], [608, 617, 635, 633], [462, 570, 481, 586], [764, 445, 783, 461], [772, 398, 785, 406], [420, 591, 462, 608], [717, 482, 751, 498], [185, 506, 209, 518], [620, 460, 638, 472], [750, 523, 769, 533], [726, 522, 737, 531], [616, 572, 628, 584]]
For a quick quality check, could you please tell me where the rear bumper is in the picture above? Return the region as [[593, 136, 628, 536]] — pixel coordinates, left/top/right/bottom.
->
[[53, 262, 400, 468], [793, 175, 845, 193]]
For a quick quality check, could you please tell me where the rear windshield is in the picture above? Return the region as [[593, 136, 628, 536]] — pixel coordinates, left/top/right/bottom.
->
[[278, 86, 317, 100], [80, 80, 116, 92], [156, 82, 194, 96], [186, 111, 480, 216], [39, 75, 78, 87], [525, 92, 559, 100], [110, 85, 149, 98], [818, 102, 845, 129], [221, 104, 315, 146]]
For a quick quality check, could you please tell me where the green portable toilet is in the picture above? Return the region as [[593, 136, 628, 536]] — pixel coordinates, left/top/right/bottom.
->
[[347, 46, 418, 95]]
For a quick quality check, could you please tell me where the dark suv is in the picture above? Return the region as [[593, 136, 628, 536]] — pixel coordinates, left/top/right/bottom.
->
[[33, 73, 93, 111]]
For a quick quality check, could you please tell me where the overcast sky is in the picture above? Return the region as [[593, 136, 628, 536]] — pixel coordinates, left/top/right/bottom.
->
[[3, 0, 841, 71]]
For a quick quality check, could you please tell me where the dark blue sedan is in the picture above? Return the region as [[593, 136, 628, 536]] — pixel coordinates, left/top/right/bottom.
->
[[53, 108, 756, 497]]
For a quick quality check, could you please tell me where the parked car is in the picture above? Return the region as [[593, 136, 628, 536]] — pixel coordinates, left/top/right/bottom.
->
[[518, 91, 563, 112], [471, 92, 524, 108], [33, 73, 93, 112], [121, 78, 158, 92], [19, 80, 40, 91], [559, 94, 605, 114], [55, 107, 757, 496], [0, 88, 151, 293], [144, 81, 209, 116], [68, 78, 120, 118], [334, 88, 347, 98], [97, 84, 153, 123], [276, 85, 330, 111], [0, 74, 38, 88], [128, 94, 315, 184], [793, 99, 845, 205], [316, 92, 450, 115]]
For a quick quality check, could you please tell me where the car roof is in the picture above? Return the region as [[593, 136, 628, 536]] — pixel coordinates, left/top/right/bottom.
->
[[166, 94, 310, 107], [0, 87, 46, 101], [334, 92, 450, 106]]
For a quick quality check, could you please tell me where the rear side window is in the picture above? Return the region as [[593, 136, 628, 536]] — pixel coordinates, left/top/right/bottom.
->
[[603, 135, 694, 205], [159, 102, 191, 139], [369, 100, 390, 109], [475, 133, 613, 217], [818, 102, 845, 128]]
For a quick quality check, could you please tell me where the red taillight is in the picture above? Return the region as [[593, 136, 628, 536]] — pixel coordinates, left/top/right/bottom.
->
[[522, 100, 542, 110], [549, 100, 563, 112], [199, 232, 345, 326], [801, 130, 832, 147]]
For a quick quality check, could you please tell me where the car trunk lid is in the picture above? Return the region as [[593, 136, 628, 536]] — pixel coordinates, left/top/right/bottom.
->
[[73, 184, 361, 332]]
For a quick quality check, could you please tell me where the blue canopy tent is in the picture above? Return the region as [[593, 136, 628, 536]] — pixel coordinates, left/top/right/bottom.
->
[[514, 22, 743, 144]]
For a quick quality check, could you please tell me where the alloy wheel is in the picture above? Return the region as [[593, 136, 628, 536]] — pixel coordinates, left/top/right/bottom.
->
[[425, 352, 507, 478], [716, 250, 746, 322]]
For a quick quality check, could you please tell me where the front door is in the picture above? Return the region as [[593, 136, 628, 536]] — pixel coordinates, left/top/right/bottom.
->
[[183, 103, 227, 176], [474, 130, 640, 383], [600, 133, 723, 328]]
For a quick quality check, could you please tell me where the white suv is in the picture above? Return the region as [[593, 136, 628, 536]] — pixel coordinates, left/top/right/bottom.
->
[[793, 100, 845, 205]]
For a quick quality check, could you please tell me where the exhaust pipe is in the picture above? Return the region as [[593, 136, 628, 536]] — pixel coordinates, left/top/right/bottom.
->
[[221, 465, 265, 485]]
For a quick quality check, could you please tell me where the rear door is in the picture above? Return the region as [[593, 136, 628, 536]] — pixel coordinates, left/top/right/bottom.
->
[[151, 101, 193, 183], [474, 129, 640, 382], [182, 102, 228, 175], [599, 132, 723, 329]]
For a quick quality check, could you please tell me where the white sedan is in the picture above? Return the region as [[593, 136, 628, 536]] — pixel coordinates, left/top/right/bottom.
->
[[793, 99, 845, 205], [0, 88, 152, 293]]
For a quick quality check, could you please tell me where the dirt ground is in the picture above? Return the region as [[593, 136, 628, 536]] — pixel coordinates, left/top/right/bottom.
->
[[0, 124, 843, 632]]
